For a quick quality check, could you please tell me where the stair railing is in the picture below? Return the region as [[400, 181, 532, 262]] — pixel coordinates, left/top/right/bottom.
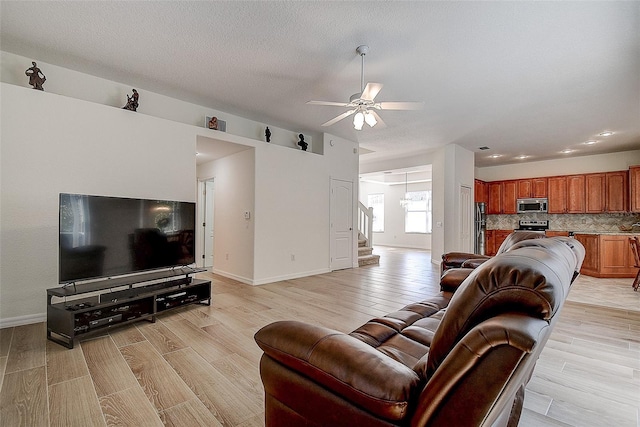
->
[[358, 201, 373, 248]]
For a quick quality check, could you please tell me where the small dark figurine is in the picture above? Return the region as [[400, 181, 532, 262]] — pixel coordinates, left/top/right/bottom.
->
[[208, 116, 218, 130], [122, 89, 139, 111], [265, 127, 271, 143], [298, 134, 308, 151], [25, 61, 46, 90]]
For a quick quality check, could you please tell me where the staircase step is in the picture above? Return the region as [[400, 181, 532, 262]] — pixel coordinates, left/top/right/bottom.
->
[[358, 254, 380, 267], [358, 239, 367, 247], [358, 246, 373, 256]]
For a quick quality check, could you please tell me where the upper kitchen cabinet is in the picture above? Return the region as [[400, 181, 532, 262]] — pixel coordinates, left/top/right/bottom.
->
[[586, 171, 628, 213], [631, 165, 640, 212], [585, 173, 606, 213], [605, 170, 628, 212], [474, 179, 488, 204], [487, 181, 502, 214], [549, 174, 584, 214], [502, 180, 518, 214], [548, 176, 567, 214], [517, 178, 547, 199], [567, 175, 586, 213], [487, 180, 517, 214]]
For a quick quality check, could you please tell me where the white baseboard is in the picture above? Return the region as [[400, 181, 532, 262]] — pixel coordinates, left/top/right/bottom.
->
[[0, 313, 46, 329], [252, 268, 331, 286], [212, 268, 332, 286], [211, 269, 255, 285]]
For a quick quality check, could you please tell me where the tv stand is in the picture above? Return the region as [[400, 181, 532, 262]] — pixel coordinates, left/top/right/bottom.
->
[[47, 267, 210, 349]]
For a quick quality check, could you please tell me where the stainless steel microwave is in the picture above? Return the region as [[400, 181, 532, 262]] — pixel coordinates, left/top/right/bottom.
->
[[517, 198, 548, 213]]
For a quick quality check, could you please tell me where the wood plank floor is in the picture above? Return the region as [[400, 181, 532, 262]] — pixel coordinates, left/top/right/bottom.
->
[[1, 246, 638, 426]]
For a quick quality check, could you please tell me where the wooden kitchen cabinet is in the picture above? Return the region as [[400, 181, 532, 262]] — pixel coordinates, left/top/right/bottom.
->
[[474, 179, 488, 204], [487, 182, 502, 215], [547, 176, 567, 214], [585, 173, 606, 213], [502, 180, 518, 214], [485, 230, 496, 256], [574, 233, 637, 278], [566, 174, 585, 213], [495, 229, 512, 253], [517, 180, 532, 199], [630, 165, 640, 212], [485, 229, 513, 256], [545, 231, 569, 237], [517, 178, 547, 198], [574, 234, 599, 275], [605, 171, 628, 212]]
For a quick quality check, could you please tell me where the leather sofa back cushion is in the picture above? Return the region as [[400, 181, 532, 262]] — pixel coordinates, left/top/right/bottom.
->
[[426, 239, 576, 376]]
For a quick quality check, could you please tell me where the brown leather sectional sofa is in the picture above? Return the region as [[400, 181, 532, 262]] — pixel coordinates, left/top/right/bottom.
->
[[254, 236, 585, 427]]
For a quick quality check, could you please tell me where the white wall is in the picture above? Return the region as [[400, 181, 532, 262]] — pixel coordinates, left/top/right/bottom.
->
[[359, 181, 432, 249], [1, 83, 196, 323], [425, 144, 475, 264], [1, 76, 359, 324], [1, 51, 322, 154], [476, 150, 640, 181]]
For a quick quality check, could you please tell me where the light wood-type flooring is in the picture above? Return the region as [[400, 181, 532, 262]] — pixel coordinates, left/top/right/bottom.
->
[[1, 246, 639, 426]]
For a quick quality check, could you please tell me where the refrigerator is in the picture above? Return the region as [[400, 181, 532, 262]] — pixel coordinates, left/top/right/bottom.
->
[[474, 203, 486, 255]]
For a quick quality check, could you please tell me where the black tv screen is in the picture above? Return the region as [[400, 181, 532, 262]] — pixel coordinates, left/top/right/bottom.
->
[[59, 193, 196, 283]]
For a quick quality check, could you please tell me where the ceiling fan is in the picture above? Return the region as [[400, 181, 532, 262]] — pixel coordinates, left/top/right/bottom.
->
[[307, 45, 424, 130]]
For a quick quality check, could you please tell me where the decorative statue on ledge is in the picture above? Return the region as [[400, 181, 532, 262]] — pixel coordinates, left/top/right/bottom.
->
[[122, 89, 139, 111], [298, 134, 308, 151], [25, 61, 46, 90], [265, 127, 271, 143], [208, 116, 218, 130]]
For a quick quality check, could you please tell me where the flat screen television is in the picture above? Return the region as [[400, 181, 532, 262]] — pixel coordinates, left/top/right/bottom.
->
[[59, 193, 196, 283]]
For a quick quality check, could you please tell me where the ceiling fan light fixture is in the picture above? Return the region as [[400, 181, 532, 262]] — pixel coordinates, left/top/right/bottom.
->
[[364, 111, 377, 127], [353, 111, 365, 130]]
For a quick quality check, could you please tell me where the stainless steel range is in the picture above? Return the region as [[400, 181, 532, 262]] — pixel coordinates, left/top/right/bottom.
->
[[517, 220, 549, 233]]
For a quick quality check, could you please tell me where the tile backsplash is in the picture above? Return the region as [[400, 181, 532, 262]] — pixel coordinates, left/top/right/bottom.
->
[[486, 212, 640, 233]]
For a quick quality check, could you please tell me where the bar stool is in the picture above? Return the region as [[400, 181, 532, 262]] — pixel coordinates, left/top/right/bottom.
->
[[629, 236, 640, 291]]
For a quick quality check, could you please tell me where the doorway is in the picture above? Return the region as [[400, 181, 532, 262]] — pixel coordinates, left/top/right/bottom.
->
[[202, 179, 215, 268]]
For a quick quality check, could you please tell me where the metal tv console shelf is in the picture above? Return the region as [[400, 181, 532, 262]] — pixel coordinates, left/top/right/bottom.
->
[[47, 267, 210, 349]]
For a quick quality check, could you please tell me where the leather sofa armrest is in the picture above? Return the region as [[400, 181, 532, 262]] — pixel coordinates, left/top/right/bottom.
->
[[441, 252, 490, 272], [255, 320, 421, 422], [440, 268, 474, 293], [460, 258, 490, 269]]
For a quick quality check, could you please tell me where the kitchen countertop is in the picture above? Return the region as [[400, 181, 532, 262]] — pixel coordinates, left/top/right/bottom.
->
[[570, 231, 640, 235]]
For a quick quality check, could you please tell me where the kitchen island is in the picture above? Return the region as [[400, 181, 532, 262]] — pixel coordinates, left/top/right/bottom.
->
[[573, 232, 639, 278]]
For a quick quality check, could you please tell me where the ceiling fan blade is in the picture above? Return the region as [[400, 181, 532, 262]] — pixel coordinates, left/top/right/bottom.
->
[[321, 109, 356, 127], [377, 101, 425, 110], [370, 111, 387, 129], [360, 83, 383, 101], [307, 100, 350, 107]]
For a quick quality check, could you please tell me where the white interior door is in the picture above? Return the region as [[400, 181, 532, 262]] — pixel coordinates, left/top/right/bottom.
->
[[330, 178, 353, 271], [459, 185, 472, 252], [203, 179, 215, 268]]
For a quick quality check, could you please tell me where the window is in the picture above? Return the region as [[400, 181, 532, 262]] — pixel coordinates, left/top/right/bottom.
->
[[405, 191, 432, 233], [367, 194, 385, 232]]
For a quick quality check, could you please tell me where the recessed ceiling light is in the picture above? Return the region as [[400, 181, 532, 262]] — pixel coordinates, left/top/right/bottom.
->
[[489, 154, 502, 158], [560, 149, 574, 154], [584, 140, 598, 145], [515, 155, 529, 160], [598, 131, 613, 137]]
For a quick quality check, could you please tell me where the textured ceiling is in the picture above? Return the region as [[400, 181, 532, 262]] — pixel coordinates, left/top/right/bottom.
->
[[1, 1, 639, 167]]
